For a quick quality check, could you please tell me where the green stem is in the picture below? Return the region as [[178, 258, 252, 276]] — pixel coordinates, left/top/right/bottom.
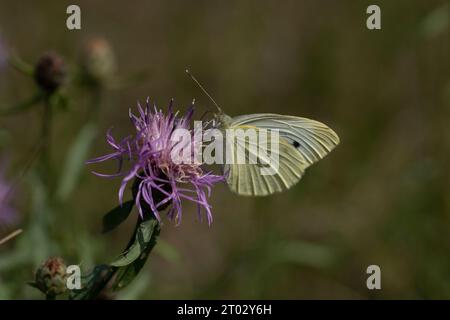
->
[[41, 96, 53, 176]]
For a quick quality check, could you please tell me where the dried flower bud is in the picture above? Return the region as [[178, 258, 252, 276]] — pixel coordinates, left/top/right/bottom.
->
[[34, 257, 68, 298], [34, 52, 66, 93], [81, 38, 116, 85]]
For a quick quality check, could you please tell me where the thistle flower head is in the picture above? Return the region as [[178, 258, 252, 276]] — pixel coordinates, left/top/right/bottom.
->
[[88, 99, 224, 225]]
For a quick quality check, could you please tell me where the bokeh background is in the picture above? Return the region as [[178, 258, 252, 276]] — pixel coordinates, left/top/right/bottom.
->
[[0, 0, 449, 299]]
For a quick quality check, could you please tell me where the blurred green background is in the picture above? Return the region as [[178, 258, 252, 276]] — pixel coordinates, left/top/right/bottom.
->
[[0, 0, 449, 299]]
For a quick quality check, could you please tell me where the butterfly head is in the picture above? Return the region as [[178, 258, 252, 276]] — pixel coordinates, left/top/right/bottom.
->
[[213, 112, 233, 129]]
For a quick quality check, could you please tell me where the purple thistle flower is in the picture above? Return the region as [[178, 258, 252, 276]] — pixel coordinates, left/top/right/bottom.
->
[[87, 98, 224, 225]]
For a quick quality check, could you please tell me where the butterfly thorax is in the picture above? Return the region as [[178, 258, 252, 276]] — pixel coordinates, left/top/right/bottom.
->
[[215, 113, 234, 129]]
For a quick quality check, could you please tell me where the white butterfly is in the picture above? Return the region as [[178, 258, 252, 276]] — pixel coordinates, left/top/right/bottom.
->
[[216, 112, 339, 196], [187, 70, 340, 196]]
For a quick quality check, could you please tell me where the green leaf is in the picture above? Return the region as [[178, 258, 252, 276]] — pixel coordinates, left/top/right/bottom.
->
[[111, 219, 159, 267], [68, 218, 160, 298], [112, 220, 160, 291], [57, 123, 97, 201], [0, 92, 43, 116], [27, 282, 39, 290], [9, 54, 34, 76], [101, 201, 134, 233], [69, 264, 116, 300]]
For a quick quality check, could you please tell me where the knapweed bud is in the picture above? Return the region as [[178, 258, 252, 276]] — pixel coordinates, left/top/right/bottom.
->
[[81, 37, 116, 85], [34, 52, 66, 93], [34, 257, 68, 298]]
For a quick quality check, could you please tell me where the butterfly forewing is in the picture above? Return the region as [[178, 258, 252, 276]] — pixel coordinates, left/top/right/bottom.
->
[[229, 113, 340, 167]]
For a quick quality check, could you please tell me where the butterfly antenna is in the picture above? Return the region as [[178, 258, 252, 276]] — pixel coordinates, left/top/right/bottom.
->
[[200, 110, 212, 120], [185, 69, 223, 113]]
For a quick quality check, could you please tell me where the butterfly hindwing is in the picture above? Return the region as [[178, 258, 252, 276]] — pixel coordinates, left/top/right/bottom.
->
[[223, 125, 307, 196]]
